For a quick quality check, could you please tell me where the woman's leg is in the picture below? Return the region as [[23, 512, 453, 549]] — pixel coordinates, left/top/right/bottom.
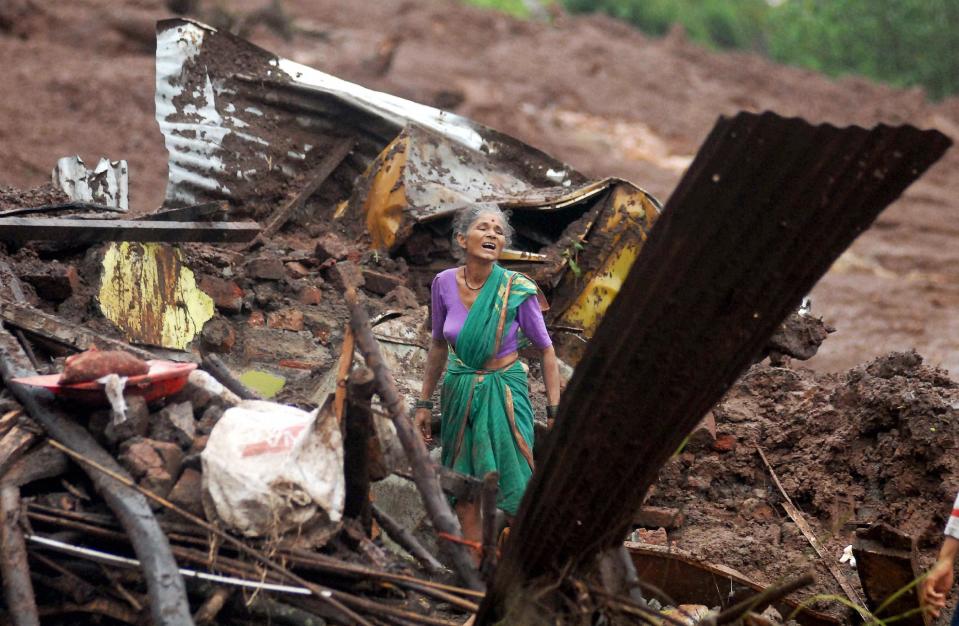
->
[[455, 498, 483, 566]]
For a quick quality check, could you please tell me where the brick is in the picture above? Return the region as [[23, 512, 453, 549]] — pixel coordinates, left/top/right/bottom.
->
[[198, 276, 243, 314], [278, 359, 321, 370], [298, 284, 323, 305], [140, 466, 174, 499], [267, 308, 305, 331], [361, 268, 406, 296], [634, 506, 684, 529], [713, 433, 737, 453], [687, 475, 712, 491], [150, 440, 184, 478], [247, 311, 265, 326], [22, 263, 79, 302], [244, 257, 286, 280], [630, 527, 668, 546], [313, 232, 349, 262], [200, 318, 236, 353], [119, 440, 163, 479], [167, 468, 204, 517], [382, 285, 420, 309]]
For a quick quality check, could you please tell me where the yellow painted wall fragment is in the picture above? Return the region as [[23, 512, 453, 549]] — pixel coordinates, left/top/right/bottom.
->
[[98, 242, 215, 349]]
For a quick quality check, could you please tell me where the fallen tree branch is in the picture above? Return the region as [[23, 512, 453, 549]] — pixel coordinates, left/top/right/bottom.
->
[[712, 571, 815, 625], [342, 279, 485, 591], [1, 485, 40, 626], [371, 502, 445, 576]]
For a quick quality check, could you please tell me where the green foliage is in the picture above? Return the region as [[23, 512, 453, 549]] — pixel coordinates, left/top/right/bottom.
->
[[555, 0, 959, 99], [464, 0, 531, 17]]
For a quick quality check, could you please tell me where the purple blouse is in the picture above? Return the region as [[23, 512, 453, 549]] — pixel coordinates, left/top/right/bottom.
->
[[430, 268, 551, 358]]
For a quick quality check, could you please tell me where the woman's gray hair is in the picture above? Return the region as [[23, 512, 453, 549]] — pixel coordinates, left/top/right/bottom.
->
[[450, 203, 514, 261]]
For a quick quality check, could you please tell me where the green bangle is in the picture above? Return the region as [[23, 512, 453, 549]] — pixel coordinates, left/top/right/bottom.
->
[[415, 399, 434, 410], [547, 405, 559, 419]]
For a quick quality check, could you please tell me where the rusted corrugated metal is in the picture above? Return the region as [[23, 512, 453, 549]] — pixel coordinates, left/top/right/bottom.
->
[[479, 112, 951, 621]]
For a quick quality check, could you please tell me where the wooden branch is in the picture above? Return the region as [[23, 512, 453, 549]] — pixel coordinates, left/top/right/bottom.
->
[[253, 138, 354, 245], [394, 464, 484, 503], [479, 472, 499, 581], [371, 503, 445, 576], [200, 353, 261, 400], [0, 426, 38, 478], [344, 367, 375, 531], [342, 279, 485, 591], [0, 217, 260, 244], [756, 446, 867, 618], [0, 261, 46, 374], [0, 300, 167, 362], [137, 201, 225, 222], [0, 328, 195, 625], [0, 201, 127, 218], [193, 587, 231, 625], [1, 485, 40, 626]]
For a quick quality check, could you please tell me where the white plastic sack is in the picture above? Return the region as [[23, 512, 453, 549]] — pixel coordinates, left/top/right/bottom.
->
[[201, 400, 344, 541]]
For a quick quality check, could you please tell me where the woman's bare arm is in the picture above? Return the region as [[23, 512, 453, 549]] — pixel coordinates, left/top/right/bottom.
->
[[541, 345, 561, 425], [415, 338, 449, 442]]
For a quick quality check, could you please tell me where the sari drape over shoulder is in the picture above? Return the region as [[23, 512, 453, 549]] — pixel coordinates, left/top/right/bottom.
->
[[440, 263, 538, 515]]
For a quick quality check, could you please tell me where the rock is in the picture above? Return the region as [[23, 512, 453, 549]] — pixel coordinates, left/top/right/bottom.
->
[[630, 527, 668, 545], [167, 468, 204, 517], [119, 439, 163, 479], [103, 395, 150, 445], [151, 440, 185, 478], [201, 318, 236, 353], [382, 285, 420, 309], [361, 268, 406, 296], [326, 260, 365, 291], [196, 404, 224, 435], [285, 261, 311, 278], [313, 232, 349, 262], [150, 401, 196, 448], [140, 466, 174, 499], [687, 475, 712, 491], [686, 412, 716, 452], [298, 284, 323, 305], [267, 308, 305, 331], [242, 327, 323, 362], [198, 276, 243, 314], [247, 311, 266, 326], [252, 282, 280, 308], [244, 256, 286, 280], [21, 263, 79, 302], [634, 506, 684, 529]]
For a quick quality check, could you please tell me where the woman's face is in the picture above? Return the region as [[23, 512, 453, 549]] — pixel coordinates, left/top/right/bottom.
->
[[458, 212, 507, 262]]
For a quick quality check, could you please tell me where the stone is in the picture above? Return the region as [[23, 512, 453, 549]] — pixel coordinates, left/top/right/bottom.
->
[[140, 466, 174, 499], [167, 468, 204, 517], [298, 284, 323, 305], [361, 269, 405, 296], [634, 506, 685, 529], [242, 327, 325, 362], [247, 311, 265, 326], [252, 282, 280, 307], [198, 276, 243, 314], [686, 412, 716, 452], [22, 263, 79, 302], [119, 439, 163, 479], [325, 260, 365, 291], [382, 285, 420, 310], [687, 475, 712, 491], [267, 308, 305, 331], [313, 232, 349, 262], [149, 401, 196, 448], [196, 404, 224, 435], [631, 527, 668, 546], [103, 395, 150, 445], [150, 440, 185, 478], [285, 261, 311, 278], [200, 318, 236, 353], [244, 257, 286, 280]]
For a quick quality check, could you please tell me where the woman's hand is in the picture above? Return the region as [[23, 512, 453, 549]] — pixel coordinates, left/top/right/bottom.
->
[[414, 407, 432, 444]]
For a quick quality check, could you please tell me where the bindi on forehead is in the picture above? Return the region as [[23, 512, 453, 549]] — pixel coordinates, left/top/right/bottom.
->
[[471, 214, 504, 229]]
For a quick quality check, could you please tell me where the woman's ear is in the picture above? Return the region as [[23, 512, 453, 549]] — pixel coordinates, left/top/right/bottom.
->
[[456, 232, 467, 250]]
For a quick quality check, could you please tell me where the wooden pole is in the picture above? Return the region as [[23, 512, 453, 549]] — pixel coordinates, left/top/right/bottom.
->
[[343, 367, 375, 531], [371, 503, 445, 575], [342, 280, 485, 591], [0, 485, 40, 626]]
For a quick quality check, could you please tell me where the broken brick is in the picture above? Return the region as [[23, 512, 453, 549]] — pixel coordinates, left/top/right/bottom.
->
[[686, 412, 716, 452], [285, 261, 311, 278], [150, 440, 185, 478], [632, 527, 668, 546], [247, 311, 266, 326], [361, 268, 406, 296], [198, 276, 244, 314], [21, 263, 79, 302], [713, 433, 737, 452], [167, 468, 204, 517], [298, 284, 323, 305], [267, 308, 305, 331], [382, 285, 420, 309], [313, 232, 349, 262], [201, 318, 236, 353], [140, 466, 175, 499], [278, 358, 321, 370], [118, 439, 163, 479], [244, 256, 286, 280], [326, 260, 365, 291], [634, 506, 684, 529]]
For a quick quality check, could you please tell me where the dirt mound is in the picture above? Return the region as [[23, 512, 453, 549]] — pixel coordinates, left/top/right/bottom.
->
[[649, 351, 959, 611]]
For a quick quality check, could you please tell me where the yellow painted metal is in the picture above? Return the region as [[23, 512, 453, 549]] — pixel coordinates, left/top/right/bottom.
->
[[97, 242, 215, 350], [555, 183, 660, 338], [363, 134, 410, 250], [238, 369, 286, 399]]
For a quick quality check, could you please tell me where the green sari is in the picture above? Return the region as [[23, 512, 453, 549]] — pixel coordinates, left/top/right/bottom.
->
[[440, 263, 538, 515]]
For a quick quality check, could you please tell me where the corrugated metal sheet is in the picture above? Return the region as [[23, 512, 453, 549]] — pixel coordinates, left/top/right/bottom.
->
[[479, 112, 951, 621]]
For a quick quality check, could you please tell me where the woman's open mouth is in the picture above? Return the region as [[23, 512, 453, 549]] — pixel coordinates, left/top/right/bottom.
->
[[481, 242, 497, 250]]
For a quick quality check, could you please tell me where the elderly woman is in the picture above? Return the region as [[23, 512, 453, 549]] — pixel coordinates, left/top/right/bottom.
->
[[414, 204, 561, 552]]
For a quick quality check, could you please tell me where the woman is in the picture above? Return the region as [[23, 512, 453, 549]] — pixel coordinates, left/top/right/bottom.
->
[[414, 204, 561, 553]]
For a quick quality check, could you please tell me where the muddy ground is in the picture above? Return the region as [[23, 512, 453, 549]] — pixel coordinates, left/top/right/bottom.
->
[[1, 0, 959, 621]]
